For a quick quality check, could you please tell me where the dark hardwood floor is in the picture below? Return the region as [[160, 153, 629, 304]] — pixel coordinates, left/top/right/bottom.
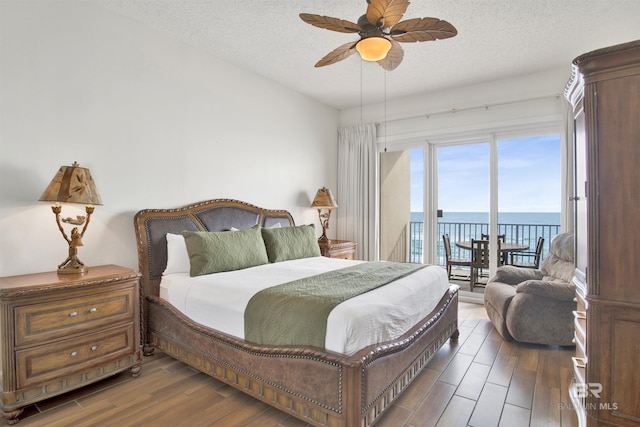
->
[[14, 302, 577, 427]]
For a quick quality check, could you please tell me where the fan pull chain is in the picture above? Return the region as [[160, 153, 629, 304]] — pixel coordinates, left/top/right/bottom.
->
[[384, 70, 387, 152], [360, 58, 363, 122]]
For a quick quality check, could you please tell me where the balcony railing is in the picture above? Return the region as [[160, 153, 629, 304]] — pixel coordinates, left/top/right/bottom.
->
[[409, 221, 562, 265]]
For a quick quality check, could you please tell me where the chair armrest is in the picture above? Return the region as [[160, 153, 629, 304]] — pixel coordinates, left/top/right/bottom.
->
[[511, 251, 535, 259], [488, 265, 543, 286], [515, 279, 576, 301]]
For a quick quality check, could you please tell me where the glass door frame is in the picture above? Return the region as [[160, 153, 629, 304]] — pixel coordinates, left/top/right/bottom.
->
[[423, 124, 568, 277], [424, 135, 492, 270]]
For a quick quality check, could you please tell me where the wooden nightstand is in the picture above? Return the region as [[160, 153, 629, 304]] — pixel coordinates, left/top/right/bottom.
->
[[0, 265, 142, 424], [318, 239, 357, 260]]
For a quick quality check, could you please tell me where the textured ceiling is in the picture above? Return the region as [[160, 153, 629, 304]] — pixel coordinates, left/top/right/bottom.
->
[[96, 0, 640, 110]]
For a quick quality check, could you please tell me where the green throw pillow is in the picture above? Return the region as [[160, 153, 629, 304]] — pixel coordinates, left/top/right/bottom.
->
[[182, 225, 269, 276], [261, 224, 321, 263]]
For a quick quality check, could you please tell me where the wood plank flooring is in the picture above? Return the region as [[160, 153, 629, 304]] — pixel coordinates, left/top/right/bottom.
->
[[14, 302, 578, 427]]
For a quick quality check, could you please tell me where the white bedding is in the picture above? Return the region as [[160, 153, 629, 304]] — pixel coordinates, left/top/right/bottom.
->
[[160, 256, 450, 355]]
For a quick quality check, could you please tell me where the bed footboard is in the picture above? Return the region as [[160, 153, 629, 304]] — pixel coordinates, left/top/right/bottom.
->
[[146, 286, 458, 427], [357, 286, 458, 426]]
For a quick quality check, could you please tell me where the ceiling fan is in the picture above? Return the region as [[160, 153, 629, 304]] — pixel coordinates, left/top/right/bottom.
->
[[300, 0, 457, 71]]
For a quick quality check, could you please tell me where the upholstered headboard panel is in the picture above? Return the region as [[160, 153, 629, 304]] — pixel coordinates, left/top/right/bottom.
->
[[133, 199, 295, 299]]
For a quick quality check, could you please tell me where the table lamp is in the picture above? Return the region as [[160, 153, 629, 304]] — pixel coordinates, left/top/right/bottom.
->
[[39, 162, 103, 274], [311, 187, 338, 241]]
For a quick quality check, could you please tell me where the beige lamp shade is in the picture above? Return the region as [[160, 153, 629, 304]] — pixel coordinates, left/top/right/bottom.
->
[[39, 162, 103, 205], [356, 37, 392, 62], [311, 187, 338, 209]]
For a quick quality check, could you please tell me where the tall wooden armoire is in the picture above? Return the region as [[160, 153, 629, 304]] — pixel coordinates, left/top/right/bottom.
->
[[565, 40, 640, 426]]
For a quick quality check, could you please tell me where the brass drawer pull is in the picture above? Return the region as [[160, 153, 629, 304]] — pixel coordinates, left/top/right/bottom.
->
[[70, 351, 78, 358], [69, 311, 78, 317], [89, 307, 97, 314], [573, 310, 586, 319], [572, 357, 586, 369]]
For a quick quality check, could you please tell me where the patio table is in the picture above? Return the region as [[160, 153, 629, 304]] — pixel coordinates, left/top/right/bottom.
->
[[456, 240, 529, 253], [456, 240, 529, 269]]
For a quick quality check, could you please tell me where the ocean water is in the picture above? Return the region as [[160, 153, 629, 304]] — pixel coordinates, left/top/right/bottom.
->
[[411, 211, 560, 225], [410, 212, 561, 264]]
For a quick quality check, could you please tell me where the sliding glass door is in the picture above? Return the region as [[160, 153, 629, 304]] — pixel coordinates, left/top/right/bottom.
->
[[436, 142, 489, 267], [402, 131, 562, 291], [497, 135, 562, 265]]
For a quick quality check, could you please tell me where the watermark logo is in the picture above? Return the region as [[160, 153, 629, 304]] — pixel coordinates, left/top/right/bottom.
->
[[559, 383, 618, 411], [575, 382, 602, 398]]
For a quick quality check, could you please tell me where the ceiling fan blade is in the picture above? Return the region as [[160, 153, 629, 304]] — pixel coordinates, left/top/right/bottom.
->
[[315, 41, 358, 67], [377, 39, 404, 71], [299, 13, 360, 33], [366, 0, 410, 28], [390, 17, 458, 42]]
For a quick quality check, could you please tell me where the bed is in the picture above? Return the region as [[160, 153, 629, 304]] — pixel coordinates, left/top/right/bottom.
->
[[134, 199, 459, 427]]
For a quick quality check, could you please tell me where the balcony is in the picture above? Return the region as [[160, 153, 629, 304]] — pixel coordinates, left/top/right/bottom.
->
[[409, 220, 561, 267]]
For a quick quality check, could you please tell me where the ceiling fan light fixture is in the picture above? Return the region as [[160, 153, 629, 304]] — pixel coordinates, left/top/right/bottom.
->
[[355, 36, 392, 61], [300, 0, 457, 70]]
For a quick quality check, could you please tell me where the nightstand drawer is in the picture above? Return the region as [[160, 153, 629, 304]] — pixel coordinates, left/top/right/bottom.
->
[[15, 287, 135, 346], [318, 240, 357, 260], [327, 247, 355, 260], [16, 324, 135, 388]]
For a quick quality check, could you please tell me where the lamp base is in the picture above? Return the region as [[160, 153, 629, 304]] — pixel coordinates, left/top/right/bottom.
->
[[58, 266, 88, 274], [49, 205, 94, 275], [57, 257, 88, 274]]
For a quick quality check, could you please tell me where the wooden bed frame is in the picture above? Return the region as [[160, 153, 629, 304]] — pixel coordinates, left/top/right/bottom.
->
[[134, 199, 459, 427]]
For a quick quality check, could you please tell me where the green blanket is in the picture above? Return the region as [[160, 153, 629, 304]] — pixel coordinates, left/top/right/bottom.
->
[[244, 261, 427, 348]]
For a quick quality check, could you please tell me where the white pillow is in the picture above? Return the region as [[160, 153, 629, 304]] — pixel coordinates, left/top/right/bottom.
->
[[163, 233, 191, 275]]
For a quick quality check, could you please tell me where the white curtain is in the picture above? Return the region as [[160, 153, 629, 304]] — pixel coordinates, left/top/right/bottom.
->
[[336, 123, 379, 260]]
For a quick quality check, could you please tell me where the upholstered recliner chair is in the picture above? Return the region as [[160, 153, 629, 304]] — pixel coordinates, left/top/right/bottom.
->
[[483, 233, 575, 346]]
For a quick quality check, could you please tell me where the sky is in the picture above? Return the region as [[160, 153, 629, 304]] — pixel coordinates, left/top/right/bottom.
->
[[411, 134, 561, 213]]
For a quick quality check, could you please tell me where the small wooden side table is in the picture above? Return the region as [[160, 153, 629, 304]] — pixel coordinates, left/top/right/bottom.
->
[[0, 265, 142, 424], [318, 239, 357, 260]]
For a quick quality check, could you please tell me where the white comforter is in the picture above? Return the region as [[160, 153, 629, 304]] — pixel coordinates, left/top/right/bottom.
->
[[160, 256, 449, 355]]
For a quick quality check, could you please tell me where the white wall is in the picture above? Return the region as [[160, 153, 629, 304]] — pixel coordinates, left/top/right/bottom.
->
[[0, 1, 339, 276]]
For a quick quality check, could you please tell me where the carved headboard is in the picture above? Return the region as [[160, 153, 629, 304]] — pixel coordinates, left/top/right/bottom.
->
[[133, 199, 295, 299]]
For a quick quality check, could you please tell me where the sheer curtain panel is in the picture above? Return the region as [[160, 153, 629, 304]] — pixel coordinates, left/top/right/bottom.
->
[[336, 124, 379, 260]]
